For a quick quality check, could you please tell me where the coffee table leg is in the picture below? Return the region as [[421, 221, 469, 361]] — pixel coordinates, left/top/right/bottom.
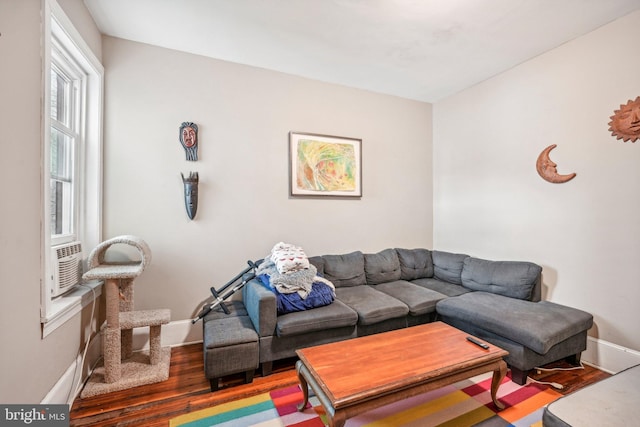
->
[[491, 360, 508, 410], [295, 361, 310, 411], [330, 411, 346, 427], [296, 361, 344, 426]]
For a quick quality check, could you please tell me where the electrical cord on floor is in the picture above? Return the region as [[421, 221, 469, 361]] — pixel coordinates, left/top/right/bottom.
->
[[527, 361, 585, 391], [65, 283, 97, 405], [534, 361, 585, 373], [527, 377, 564, 390]]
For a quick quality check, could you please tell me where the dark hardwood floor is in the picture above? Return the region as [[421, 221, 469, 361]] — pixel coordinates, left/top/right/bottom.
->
[[70, 343, 610, 427], [70, 344, 300, 427]]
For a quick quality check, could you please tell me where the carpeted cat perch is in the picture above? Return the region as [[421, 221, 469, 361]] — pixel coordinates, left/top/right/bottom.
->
[[80, 235, 171, 398]]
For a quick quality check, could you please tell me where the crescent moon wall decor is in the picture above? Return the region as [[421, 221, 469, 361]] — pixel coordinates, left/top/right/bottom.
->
[[536, 144, 576, 184], [608, 96, 640, 142]]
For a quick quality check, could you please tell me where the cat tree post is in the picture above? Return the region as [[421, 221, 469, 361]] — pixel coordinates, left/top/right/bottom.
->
[[119, 278, 135, 359], [104, 278, 122, 383]]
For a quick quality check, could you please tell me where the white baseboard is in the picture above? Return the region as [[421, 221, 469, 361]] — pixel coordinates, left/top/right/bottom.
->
[[582, 336, 640, 374], [43, 319, 203, 405]]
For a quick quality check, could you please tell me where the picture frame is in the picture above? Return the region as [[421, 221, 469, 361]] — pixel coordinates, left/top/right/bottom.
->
[[289, 132, 362, 198]]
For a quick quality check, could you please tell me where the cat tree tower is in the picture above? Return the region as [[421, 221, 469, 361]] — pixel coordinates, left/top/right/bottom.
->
[[80, 235, 171, 398]]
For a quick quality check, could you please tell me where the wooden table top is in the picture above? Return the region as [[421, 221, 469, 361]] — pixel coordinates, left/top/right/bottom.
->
[[296, 321, 508, 408]]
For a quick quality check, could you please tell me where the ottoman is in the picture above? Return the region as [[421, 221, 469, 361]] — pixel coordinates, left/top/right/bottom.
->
[[203, 301, 259, 391]]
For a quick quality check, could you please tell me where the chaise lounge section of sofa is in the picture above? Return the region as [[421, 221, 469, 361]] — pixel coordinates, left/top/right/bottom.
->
[[231, 248, 593, 386], [435, 255, 593, 383]]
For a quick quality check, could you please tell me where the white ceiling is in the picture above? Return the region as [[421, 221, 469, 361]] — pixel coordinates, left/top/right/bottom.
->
[[84, 0, 640, 102]]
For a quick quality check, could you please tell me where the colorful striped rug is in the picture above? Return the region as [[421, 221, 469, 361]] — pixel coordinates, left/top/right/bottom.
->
[[170, 372, 561, 427]]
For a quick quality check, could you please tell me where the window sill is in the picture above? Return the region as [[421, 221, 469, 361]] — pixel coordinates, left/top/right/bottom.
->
[[41, 280, 102, 338]]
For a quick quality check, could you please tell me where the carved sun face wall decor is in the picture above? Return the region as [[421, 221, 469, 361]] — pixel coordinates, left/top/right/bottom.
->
[[609, 96, 640, 142]]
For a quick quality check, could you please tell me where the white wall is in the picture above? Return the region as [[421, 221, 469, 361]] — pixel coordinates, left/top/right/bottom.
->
[[0, 0, 102, 404], [434, 11, 640, 356], [101, 37, 433, 321]]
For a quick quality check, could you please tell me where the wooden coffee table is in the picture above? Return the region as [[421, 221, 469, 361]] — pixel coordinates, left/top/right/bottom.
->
[[295, 321, 508, 427]]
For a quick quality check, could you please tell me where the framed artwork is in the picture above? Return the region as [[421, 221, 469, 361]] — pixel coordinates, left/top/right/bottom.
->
[[289, 132, 362, 197]]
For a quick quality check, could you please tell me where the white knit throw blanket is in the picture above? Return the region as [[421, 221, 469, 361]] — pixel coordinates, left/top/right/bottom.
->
[[270, 242, 310, 274]]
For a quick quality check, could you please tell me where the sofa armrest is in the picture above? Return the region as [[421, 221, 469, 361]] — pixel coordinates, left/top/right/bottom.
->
[[242, 279, 277, 337], [531, 274, 541, 302]]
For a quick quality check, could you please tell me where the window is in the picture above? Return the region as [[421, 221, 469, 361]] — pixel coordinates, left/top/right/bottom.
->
[[41, 0, 104, 336], [50, 47, 82, 244]]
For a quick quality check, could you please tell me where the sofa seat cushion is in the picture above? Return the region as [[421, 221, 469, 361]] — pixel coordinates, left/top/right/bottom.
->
[[336, 286, 409, 326], [373, 280, 446, 316], [411, 278, 471, 297], [276, 299, 357, 337], [461, 257, 542, 300], [436, 292, 593, 354]]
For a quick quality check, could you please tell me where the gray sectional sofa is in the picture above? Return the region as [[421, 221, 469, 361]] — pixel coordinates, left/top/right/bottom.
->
[[240, 248, 593, 385]]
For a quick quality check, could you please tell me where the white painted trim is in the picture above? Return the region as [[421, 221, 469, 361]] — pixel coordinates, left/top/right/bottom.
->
[[41, 0, 104, 335], [42, 281, 102, 338], [582, 336, 640, 374]]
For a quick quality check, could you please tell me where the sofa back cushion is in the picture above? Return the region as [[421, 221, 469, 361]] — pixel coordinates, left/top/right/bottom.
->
[[308, 256, 325, 276], [461, 257, 542, 300], [395, 248, 433, 280], [364, 248, 401, 285], [432, 251, 469, 285], [322, 251, 366, 287]]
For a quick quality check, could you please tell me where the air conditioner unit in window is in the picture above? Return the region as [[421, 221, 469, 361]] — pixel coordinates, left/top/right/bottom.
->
[[51, 241, 83, 297]]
